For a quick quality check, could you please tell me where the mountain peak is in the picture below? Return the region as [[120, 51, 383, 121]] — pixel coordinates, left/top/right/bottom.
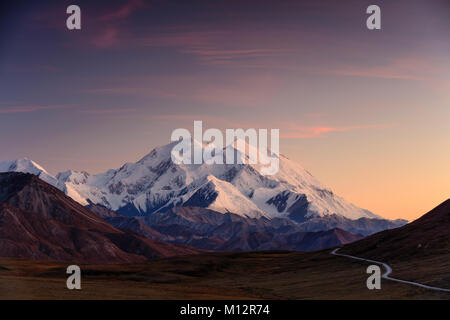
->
[[0, 158, 47, 174], [137, 141, 179, 164], [52, 141, 379, 221], [0, 141, 380, 222], [0, 158, 59, 187]]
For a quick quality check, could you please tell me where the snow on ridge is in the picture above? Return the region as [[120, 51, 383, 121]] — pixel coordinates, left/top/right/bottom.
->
[[201, 175, 267, 218], [0, 142, 380, 221], [0, 158, 47, 175], [0, 158, 57, 185], [0, 158, 89, 206]]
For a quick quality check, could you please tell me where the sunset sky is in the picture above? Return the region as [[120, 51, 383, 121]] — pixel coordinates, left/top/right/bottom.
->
[[0, 0, 449, 220]]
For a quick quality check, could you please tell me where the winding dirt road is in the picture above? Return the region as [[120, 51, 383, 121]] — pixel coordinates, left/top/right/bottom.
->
[[331, 248, 450, 293]]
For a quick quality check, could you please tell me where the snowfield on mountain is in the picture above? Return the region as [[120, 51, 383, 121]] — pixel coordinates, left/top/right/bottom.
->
[[1, 140, 381, 224]]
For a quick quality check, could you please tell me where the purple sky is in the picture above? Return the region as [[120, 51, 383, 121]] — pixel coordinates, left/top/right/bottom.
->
[[0, 0, 449, 219]]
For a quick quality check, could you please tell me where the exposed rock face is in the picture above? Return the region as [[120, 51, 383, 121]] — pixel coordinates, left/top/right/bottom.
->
[[99, 206, 364, 252]]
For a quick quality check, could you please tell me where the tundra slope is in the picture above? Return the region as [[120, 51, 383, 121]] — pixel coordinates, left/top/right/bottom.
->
[[339, 199, 450, 289]]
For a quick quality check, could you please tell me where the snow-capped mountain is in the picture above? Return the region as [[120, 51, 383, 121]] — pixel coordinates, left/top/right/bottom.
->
[[49, 140, 379, 221], [0, 148, 407, 248], [0, 158, 88, 205], [0, 158, 58, 186]]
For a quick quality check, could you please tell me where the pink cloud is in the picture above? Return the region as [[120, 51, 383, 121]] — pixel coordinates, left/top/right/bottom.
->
[[321, 69, 424, 81], [79, 108, 138, 115], [281, 124, 383, 138], [150, 114, 384, 140], [83, 74, 284, 108], [139, 30, 226, 48], [92, 27, 120, 48], [100, 0, 146, 21], [181, 48, 290, 65], [315, 58, 433, 81], [136, 29, 289, 66], [0, 105, 68, 114], [151, 114, 247, 128], [151, 114, 272, 130], [66, 0, 148, 49]]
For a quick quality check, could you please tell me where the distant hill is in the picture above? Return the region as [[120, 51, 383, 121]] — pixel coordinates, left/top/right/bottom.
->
[[93, 205, 363, 251], [340, 199, 450, 288], [0, 172, 199, 264], [340, 199, 450, 261]]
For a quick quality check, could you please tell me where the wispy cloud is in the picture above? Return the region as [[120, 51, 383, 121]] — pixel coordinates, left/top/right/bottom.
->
[[0, 105, 68, 114], [138, 29, 289, 66], [320, 69, 424, 81], [151, 114, 386, 140], [180, 48, 290, 66], [151, 113, 265, 129], [99, 0, 146, 21], [281, 124, 383, 138], [71, 0, 148, 49], [314, 58, 432, 81], [82, 74, 284, 108], [79, 108, 138, 115], [91, 27, 120, 48]]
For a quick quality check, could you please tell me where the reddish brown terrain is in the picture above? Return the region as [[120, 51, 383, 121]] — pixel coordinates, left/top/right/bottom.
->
[[0, 250, 449, 300], [0, 172, 448, 299], [0, 172, 199, 264]]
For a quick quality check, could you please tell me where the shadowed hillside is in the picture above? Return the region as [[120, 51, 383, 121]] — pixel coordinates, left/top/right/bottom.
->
[[0, 172, 199, 264], [340, 199, 450, 288]]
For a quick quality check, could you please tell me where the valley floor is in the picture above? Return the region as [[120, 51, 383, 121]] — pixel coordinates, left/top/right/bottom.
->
[[0, 250, 449, 300]]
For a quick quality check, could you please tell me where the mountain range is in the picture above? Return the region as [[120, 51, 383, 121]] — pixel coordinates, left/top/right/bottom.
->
[[0, 141, 407, 237], [0, 172, 365, 261], [0, 141, 411, 260], [1, 178, 448, 297], [0, 143, 446, 293], [54, 141, 380, 220], [88, 204, 363, 251]]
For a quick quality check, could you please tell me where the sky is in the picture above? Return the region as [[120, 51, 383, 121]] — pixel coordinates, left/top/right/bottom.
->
[[0, 0, 449, 220]]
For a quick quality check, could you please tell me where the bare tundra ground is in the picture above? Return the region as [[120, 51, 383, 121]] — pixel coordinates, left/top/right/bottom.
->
[[0, 250, 449, 300]]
